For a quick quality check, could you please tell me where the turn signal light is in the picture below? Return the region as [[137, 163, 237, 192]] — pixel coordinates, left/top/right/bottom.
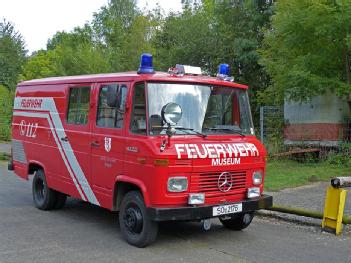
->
[[188, 193, 205, 205], [154, 159, 169, 166], [247, 187, 260, 198]]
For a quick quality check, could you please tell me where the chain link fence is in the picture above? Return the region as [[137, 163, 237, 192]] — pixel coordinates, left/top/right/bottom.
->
[[259, 106, 284, 154]]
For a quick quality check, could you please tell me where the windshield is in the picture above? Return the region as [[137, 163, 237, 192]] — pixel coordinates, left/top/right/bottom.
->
[[147, 82, 254, 136]]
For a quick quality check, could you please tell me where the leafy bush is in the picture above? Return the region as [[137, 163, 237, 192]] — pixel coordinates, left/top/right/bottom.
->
[[0, 153, 10, 161], [326, 143, 351, 167], [0, 85, 13, 141]]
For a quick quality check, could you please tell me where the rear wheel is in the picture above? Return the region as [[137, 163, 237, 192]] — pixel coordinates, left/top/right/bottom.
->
[[32, 169, 56, 210], [219, 212, 255, 230], [119, 191, 158, 247]]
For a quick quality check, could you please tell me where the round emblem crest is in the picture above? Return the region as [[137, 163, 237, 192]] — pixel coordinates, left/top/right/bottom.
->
[[217, 172, 233, 192]]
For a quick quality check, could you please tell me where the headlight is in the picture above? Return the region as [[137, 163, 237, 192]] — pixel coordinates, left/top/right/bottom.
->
[[252, 171, 263, 185], [168, 177, 188, 192]]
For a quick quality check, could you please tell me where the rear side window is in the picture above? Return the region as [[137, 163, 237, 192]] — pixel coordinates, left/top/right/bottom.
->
[[67, 86, 91, 125], [96, 83, 127, 128]]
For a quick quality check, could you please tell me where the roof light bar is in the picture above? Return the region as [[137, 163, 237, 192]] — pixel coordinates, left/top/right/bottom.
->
[[138, 53, 155, 74], [175, 64, 202, 75]]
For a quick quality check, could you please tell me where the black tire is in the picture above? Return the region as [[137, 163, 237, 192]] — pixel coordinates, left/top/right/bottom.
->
[[53, 191, 67, 209], [219, 212, 255, 230], [32, 169, 56, 210], [119, 191, 158, 247]]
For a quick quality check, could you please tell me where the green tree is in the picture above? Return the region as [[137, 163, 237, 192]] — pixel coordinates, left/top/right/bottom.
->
[[153, 3, 217, 72], [0, 85, 13, 140], [24, 0, 157, 79], [92, 0, 156, 71], [52, 37, 111, 76], [208, 0, 273, 118], [260, 0, 351, 103], [0, 19, 26, 90], [23, 26, 110, 79], [22, 50, 57, 80], [153, 0, 273, 123]]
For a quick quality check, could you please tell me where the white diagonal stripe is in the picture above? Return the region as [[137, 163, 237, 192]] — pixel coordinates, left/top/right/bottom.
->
[[13, 111, 87, 202], [14, 97, 99, 206]]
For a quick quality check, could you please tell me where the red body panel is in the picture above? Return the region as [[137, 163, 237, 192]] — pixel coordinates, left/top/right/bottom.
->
[[11, 72, 266, 211]]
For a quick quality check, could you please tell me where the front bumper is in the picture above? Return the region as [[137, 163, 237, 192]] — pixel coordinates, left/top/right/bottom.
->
[[147, 194, 273, 222]]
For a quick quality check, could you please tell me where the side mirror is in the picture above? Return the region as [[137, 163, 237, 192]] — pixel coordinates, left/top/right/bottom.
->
[[161, 102, 182, 126]]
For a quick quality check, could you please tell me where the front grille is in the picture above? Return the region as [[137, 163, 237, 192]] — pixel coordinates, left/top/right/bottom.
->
[[191, 171, 247, 198]]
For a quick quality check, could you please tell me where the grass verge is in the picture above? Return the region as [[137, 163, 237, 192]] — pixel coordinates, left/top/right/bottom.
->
[[264, 159, 351, 191], [0, 153, 10, 161]]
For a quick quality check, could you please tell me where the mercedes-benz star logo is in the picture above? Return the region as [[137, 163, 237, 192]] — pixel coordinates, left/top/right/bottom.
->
[[217, 172, 233, 192]]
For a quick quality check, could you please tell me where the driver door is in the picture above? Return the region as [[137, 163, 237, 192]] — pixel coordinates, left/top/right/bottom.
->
[[91, 82, 128, 207]]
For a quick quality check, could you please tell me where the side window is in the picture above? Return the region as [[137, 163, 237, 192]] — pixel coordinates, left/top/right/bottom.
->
[[67, 86, 91, 125], [130, 83, 147, 134], [96, 83, 127, 128]]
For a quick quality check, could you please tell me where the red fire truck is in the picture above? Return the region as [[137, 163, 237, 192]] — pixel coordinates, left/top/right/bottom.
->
[[8, 54, 272, 247]]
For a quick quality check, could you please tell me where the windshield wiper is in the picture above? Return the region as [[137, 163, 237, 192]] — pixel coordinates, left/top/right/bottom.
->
[[159, 126, 207, 152], [207, 126, 245, 137], [174, 127, 207, 138]]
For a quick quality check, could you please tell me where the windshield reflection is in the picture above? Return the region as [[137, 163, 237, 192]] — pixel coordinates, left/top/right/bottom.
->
[[147, 83, 254, 136]]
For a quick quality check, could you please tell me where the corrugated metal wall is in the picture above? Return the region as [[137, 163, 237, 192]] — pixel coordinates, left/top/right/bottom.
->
[[284, 93, 350, 124], [284, 92, 351, 145]]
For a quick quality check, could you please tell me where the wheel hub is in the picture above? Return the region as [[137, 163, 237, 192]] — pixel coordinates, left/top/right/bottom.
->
[[35, 178, 45, 201], [243, 213, 252, 224], [124, 206, 143, 234]]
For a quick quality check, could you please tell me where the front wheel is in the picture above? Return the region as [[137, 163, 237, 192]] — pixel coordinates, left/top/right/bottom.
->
[[219, 212, 255, 230], [119, 191, 158, 247]]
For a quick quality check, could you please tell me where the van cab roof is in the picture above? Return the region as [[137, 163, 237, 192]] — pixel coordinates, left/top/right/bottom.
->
[[18, 71, 248, 89]]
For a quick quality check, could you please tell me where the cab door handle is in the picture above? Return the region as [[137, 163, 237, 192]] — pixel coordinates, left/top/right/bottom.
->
[[61, 136, 69, 142], [91, 141, 100, 147]]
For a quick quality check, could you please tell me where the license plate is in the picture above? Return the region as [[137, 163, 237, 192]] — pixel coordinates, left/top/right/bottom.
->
[[212, 203, 242, 216]]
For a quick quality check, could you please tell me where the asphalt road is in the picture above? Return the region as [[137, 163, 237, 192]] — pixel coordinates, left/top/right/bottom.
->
[[0, 143, 10, 155], [1, 163, 351, 263]]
